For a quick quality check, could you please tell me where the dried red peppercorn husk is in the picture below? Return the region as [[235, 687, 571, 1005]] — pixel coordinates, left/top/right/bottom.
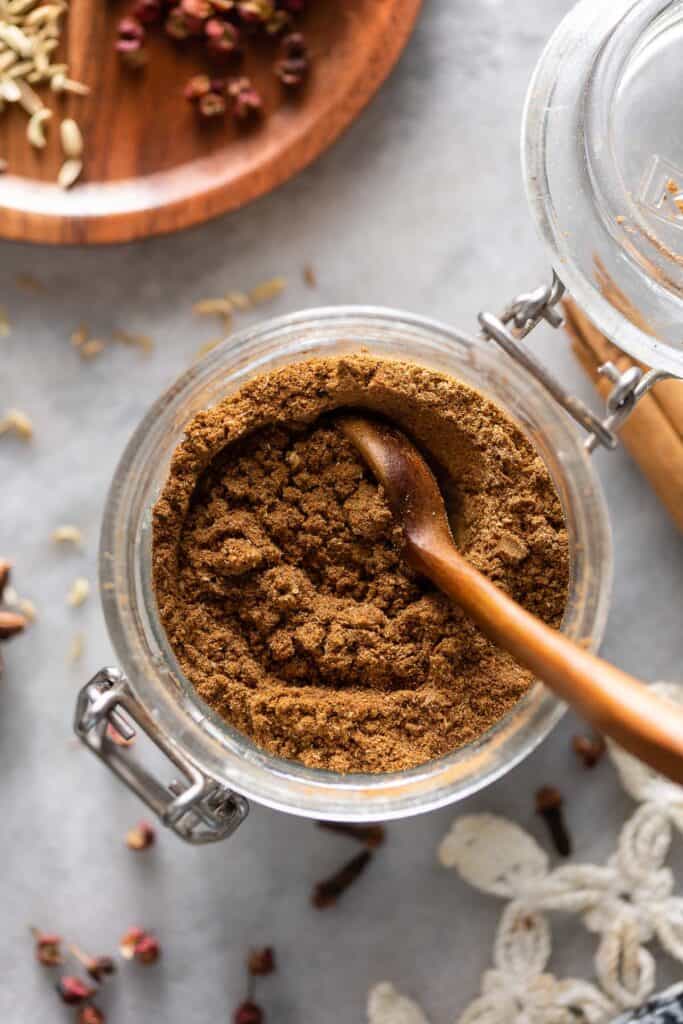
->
[[274, 31, 308, 87], [120, 926, 160, 962], [56, 976, 96, 1005], [199, 91, 227, 117], [31, 928, 62, 967], [131, 0, 163, 24], [77, 1006, 105, 1024], [228, 76, 262, 120], [247, 946, 275, 976], [115, 16, 145, 52], [234, 1000, 264, 1024], [205, 18, 241, 56], [181, 0, 212, 20], [183, 73, 211, 100], [125, 820, 156, 850]]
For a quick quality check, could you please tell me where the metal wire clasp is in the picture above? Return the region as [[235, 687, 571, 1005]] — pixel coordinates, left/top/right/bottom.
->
[[74, 668, 249, 844], [478, 273, 676, 452]]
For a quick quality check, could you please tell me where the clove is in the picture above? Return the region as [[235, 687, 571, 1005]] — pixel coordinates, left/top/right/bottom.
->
[[312, 850, 373, 909], [535, 785, 572, 857]]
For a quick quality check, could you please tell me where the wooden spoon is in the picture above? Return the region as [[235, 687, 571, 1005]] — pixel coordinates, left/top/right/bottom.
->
[[338, 413, 683, 785]]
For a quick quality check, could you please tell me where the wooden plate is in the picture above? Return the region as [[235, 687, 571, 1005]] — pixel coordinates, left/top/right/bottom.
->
[[0, 0, 422, 244]]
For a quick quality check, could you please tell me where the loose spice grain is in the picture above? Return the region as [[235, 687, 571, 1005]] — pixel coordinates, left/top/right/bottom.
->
[[153, 356, 569, 774]]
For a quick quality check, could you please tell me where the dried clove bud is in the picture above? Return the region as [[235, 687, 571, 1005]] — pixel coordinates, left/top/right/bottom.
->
[[120, 928, 160, 964], [312, 850, 372, 909], [535, 785, 572, 857], [31, 928, 62, 966], [317, 821, 385, 848], [70, 946, 117, 981], [125, 820, 156, 851], [572, 734, 606, 769], [247, 946, 275, 976], [234, 1001, 264, 1024], [56, 976, 96, 1005], [77, 1007, 105, 1024]]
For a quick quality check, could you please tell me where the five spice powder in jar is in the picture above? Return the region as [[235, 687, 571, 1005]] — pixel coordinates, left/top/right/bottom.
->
[[152, 355, 569, 774]]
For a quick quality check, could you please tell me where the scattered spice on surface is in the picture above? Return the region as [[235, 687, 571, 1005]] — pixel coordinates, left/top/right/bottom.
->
[[56, 975, 96, 1005], [52, 524, 83, 547], [248, 947, 276, 977], [153, 356, 569, 773], [302, 263, 316, 288], [31, 927, 63, 967], [125, 820, 156, 851], [312, 849, 373, 909], [119, 927, 160, 964], [79, 338, 106, 360], [572, 734, 606, 769], [317, 822, 386, 848], [67, 576, 90, 608], [234, 1001, 264, 1024], [112, 328, 155, 354], [0, 304, 10, 336], [535, 785, 572, 857], [0, 407, 33, 440], [248, 276, 286, 305], [70, 324, 89, 348], [68, 632, 85, 663]]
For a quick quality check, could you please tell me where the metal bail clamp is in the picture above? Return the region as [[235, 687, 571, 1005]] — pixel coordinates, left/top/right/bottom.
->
[[478, 272, 678, 453], [74, 667, 249, 844]]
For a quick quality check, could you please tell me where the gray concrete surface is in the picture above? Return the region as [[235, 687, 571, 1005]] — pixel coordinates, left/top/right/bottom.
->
[[2, 1, 683, 1020]]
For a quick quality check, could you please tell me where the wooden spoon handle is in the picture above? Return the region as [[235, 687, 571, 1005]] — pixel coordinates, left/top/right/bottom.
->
[[417, 540, 683, 784]]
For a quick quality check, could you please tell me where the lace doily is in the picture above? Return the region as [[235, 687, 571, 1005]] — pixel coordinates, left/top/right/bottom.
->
[[367, 683, 683, 1024]]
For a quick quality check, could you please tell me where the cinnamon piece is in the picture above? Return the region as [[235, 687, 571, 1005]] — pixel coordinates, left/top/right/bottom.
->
[[565, 298, 683, 533]]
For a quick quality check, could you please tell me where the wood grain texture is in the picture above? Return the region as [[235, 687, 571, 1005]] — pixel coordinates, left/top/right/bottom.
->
[[0, 0, 422, 244]]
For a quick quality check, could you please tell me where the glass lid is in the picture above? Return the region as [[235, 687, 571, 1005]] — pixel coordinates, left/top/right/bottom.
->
[[523, 0, 683, 377]]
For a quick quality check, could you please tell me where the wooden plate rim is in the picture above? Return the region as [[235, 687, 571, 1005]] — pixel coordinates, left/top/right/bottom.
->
[[0, 0, 422, 246]]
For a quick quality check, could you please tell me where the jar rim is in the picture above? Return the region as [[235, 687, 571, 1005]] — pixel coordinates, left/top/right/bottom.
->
[[99, 306, 613, 821], [523, 0, 683, 377]]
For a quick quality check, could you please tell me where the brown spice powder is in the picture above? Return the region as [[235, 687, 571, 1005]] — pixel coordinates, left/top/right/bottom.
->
[[153, 356, 569, 774]]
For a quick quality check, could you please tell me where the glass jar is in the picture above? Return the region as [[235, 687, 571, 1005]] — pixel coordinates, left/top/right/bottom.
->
[[523, 0, 683, 376], [75, 309, 612, 842], [77, 0, 683, 842]]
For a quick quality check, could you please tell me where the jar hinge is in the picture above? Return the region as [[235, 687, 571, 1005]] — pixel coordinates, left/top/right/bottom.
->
[[478, 273, 677, 453], [74, 668, 249, 844]]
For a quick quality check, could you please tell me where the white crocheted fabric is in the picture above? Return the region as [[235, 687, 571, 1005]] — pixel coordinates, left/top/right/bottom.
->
[[368, 683, 683, 1024]]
